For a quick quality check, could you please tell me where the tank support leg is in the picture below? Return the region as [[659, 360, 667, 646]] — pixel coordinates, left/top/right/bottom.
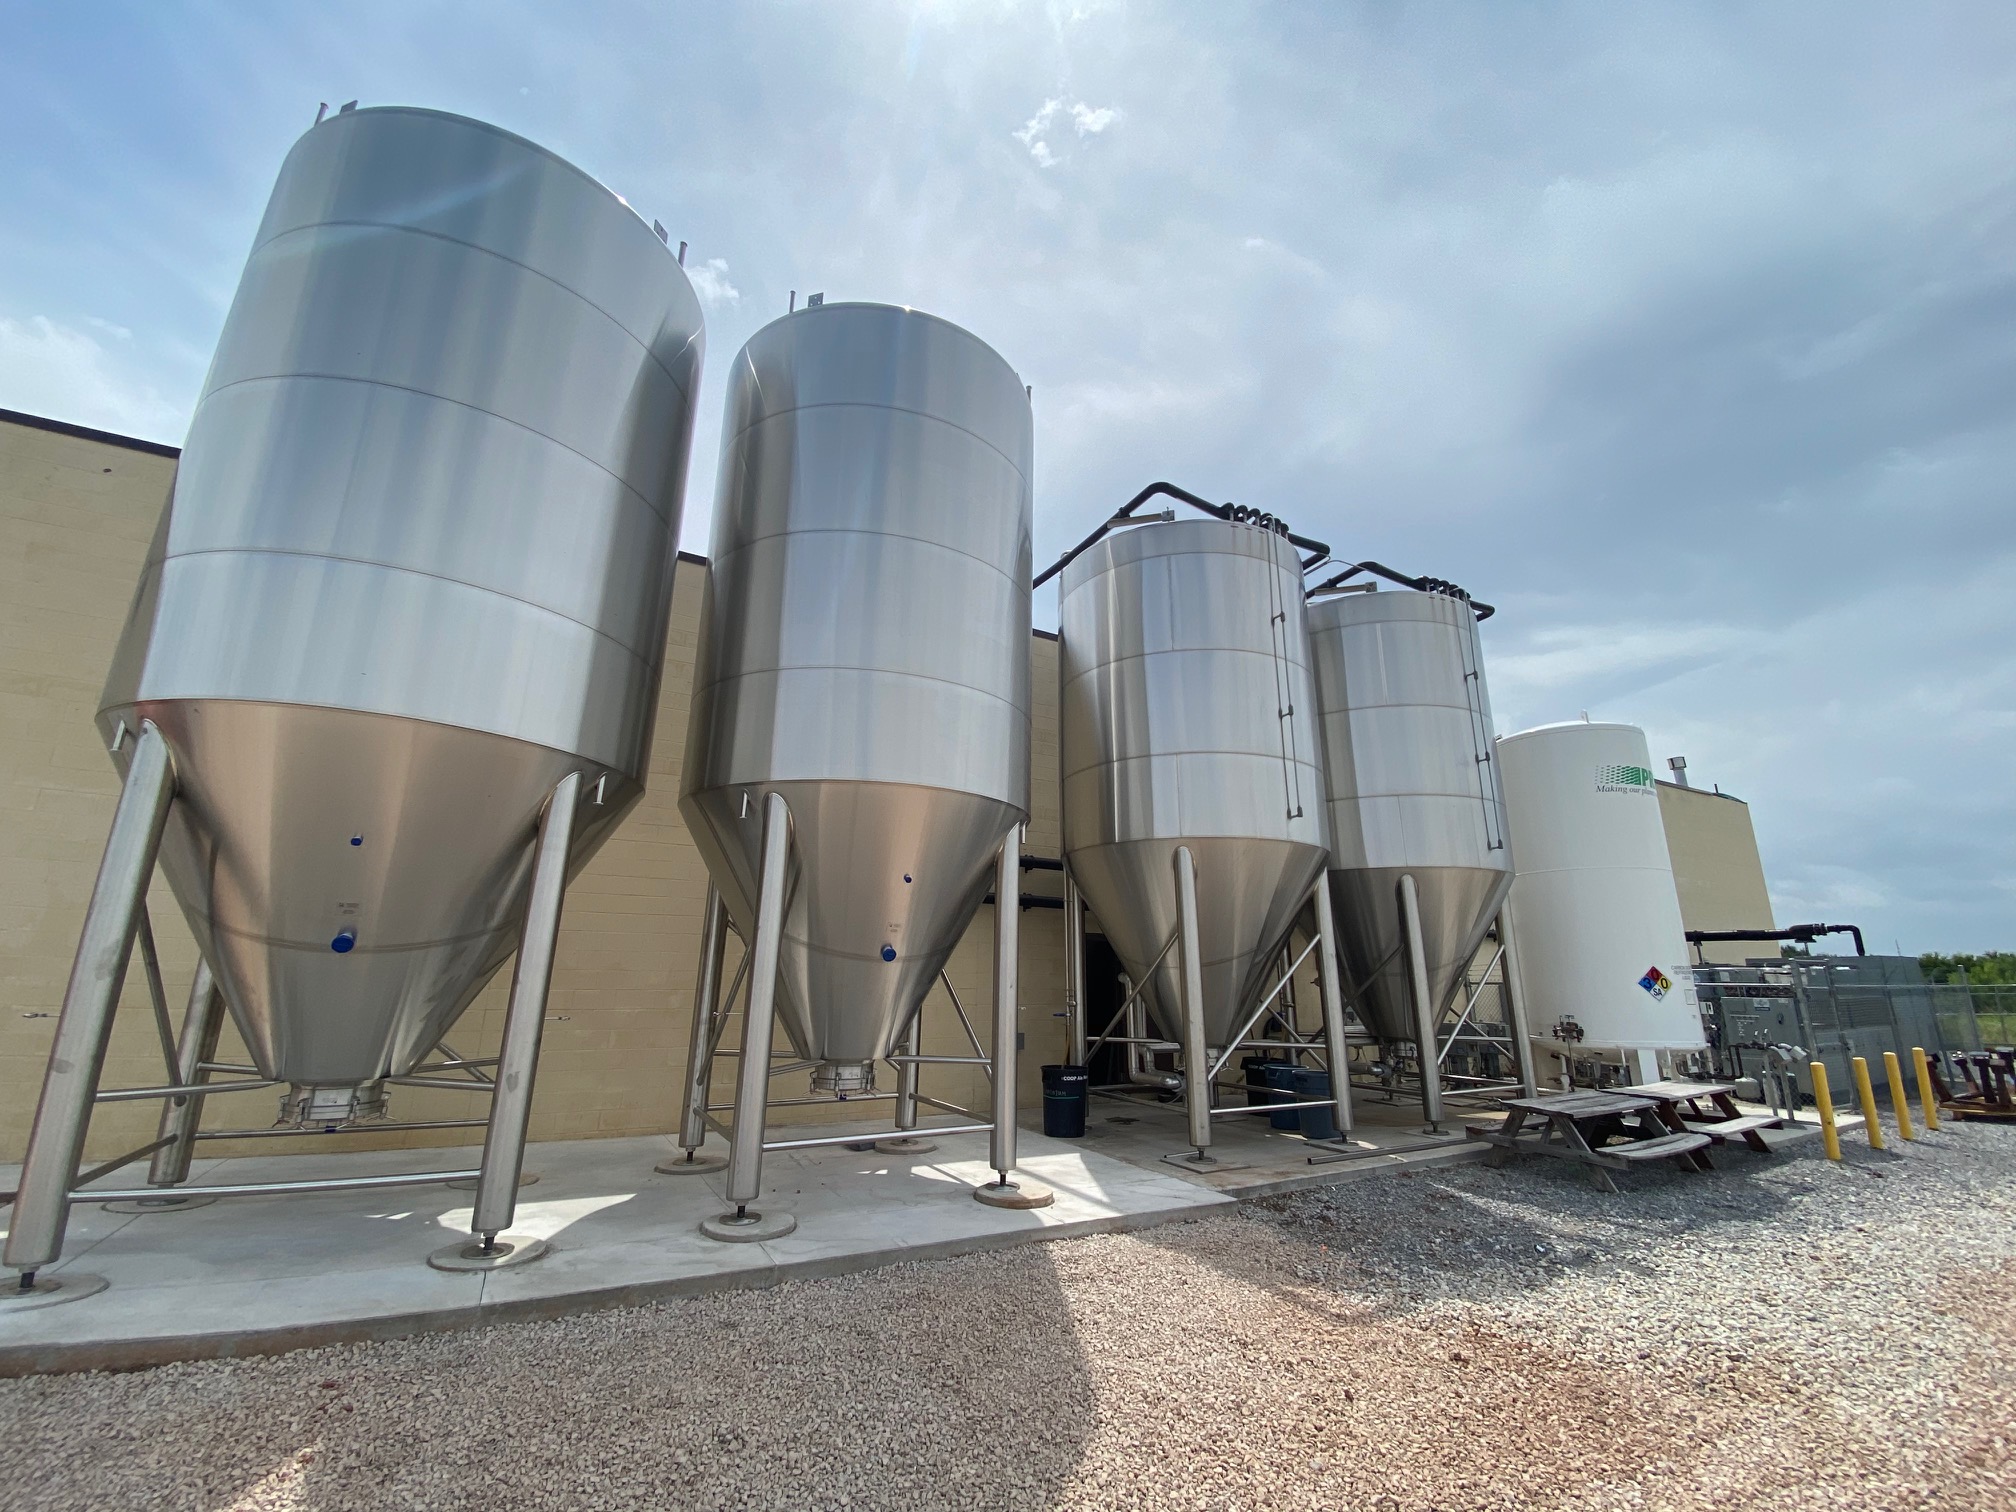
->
[[146, 959, 224, 1193], [1496, 910, 1540, 1097], [1310, 880, 1355, 1137], [432, 770, 581, 1272], [977, 825, 1052, 1208], [1399, 872, 1445, 1130], [702, 792, 797, 1241], [659, 883, 730, 1174], [6, 722, 175, 1284], [1064, 872, 1087, 1068], [1174, 844, 1215, 1160]]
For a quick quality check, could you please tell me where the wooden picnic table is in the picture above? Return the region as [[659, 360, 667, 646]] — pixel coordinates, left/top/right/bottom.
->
[[1467, 1091, 1713, 1192], [1602, 1079, 1780, 1153]]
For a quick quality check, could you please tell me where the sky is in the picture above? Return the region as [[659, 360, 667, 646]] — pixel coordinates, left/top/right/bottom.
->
[[2, 2, 2012, 954]]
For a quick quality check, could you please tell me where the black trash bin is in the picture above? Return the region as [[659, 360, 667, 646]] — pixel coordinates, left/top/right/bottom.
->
[[1042, 1064, 1089, 1138]]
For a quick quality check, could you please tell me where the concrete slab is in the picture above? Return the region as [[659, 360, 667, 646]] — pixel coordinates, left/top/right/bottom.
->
[[0, 1122, 1227, 1376], [1050, 1091, 1490, 1197]]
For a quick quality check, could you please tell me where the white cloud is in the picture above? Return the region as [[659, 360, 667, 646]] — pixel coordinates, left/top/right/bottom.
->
[[0, 315, 185, 441], [1070, 102, 1119, 135], [685, 257, 740, 306], [1014, 97, 1119, 166]]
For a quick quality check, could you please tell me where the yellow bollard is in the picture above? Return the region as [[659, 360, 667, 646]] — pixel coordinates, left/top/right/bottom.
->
[[1851, 1055, 1886, 1150], [1810, 1061, 1842, 1161], [1912, 1046, 1942, 1131], [1883, 1052, 1917, 1140]]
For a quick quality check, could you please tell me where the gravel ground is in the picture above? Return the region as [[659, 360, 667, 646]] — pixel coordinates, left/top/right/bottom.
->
[[1, 1121, 2010, 1511]]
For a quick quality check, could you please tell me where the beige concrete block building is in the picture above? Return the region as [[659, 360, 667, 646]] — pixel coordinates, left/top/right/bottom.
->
[[1657, 779, 1777, 965], [0, 409, 1071, 1165]]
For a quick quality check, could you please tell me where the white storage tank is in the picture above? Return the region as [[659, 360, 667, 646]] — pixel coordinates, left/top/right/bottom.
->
[[1496, 721, 1704, 1073]]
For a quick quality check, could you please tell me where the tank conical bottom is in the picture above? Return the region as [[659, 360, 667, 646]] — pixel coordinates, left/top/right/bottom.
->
[[682, 781, 1019, 1069], [1070, 836, 1327, 1047], [117, 699, 628, 1086], [1326, 865, 1513, 1041]]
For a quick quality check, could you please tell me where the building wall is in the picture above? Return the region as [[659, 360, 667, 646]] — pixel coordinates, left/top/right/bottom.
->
[[1656, 780, 1775, 966], [0, 411, 1070, 1164]]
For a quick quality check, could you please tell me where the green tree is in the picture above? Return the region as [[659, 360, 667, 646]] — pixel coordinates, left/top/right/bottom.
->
[[1920, 951, 2016, 985]]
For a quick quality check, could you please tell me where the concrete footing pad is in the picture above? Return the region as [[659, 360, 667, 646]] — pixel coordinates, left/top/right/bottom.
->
[[973, 1178, 1055, 1210], [427, 1235, 552, 1272], [104, 1195, 219, 1215], [700, 1209, 798, 1243], [0, 1273, 109, 1312], [444, 1174, 538, 1192], [654, 1153, 728, 1175]]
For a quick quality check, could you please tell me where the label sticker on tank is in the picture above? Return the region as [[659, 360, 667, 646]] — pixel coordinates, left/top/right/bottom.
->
[[1638, 966, 1672, 999]]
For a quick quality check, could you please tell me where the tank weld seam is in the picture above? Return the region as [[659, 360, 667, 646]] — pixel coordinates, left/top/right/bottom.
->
[[699, 781, 1028, 817], [158, 547, 664, 664], [1060, 753, 1325, 783], [241, 220, 700, 401], [722, 401, 1029, 482], [196, 915, 514, 952], [690, 665, 1032, 715], [1058, 645, 1309, 685], [191, 371, 681, 530], [1325, 788, 1504, 801], [708, 526, 1029, 590], [1315, 698, 1477, 713]]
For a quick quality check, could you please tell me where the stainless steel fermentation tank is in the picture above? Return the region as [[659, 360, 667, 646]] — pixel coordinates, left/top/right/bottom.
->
[[5, 106, 702, 1293], [674, 302, 1049, 1236], [1306, 585, 1536, 1125], [1057, 516, 1355, 1163]]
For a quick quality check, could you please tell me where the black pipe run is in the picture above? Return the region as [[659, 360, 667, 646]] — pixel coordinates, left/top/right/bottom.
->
[[1686, 923, 1868, 957], [1032, 481, 1332, 589], [1307, 561, 1495, 621]]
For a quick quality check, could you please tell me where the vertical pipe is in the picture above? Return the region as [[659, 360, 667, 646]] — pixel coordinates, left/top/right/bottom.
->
[[1310, 878, 1355, 1136], [1174, 845, 1212, 1156], [1399, 873, 1444, 1128], [1064, 872, 1087, 1067], [147, 959, 224, 1188], [1497, 911, 1540, 1097], [677, 884, 728, 1153], [1121, 974, 1143, 1081], [987, 826, 1022, 1182], [1850, 1055, 1885, 1151], [1912, 1046, 1942, 1131], [5, 722, 175, 1277], [894, 1003, 922, 1132], [1809, 1060, 1842, 1161], [1882, 1051, 1917, 1141], [723, 791, 792, 1212], [469, 769, 582, 1245]]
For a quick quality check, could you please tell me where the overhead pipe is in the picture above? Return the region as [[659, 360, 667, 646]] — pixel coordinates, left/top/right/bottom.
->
[[1686, 923, 1867, 957], [1308, 560, 1495, 621], [1033, 481, 1332, 589]]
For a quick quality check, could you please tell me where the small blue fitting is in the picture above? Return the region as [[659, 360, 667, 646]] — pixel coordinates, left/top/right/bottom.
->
[[880, 944, 897, 963], [331, 930, 357, 954]]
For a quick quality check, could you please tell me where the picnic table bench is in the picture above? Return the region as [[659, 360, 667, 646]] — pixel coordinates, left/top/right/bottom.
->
[[1467, 1091, 1712, 1192], [1603, 1079, 1781, 1153]]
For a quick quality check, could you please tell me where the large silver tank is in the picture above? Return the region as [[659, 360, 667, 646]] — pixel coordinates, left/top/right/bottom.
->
[[681, 302, 1032, 1088], [1059, 520, 1329, 1045], [1308, 588, 1512, 1040], [100, 107, 703, 1105]]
